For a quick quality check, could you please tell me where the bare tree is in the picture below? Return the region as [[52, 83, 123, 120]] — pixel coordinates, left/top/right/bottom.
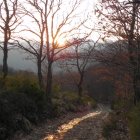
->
[[96, 0, 140, 104], [15, 1, 46, 88], [94, 41, 130, 72], [0, 0, 22, 78], [16, 39, 46, 89], [60, 38, 99, 100], [94, 40, 133, 99], [19, 0, 88, 106]]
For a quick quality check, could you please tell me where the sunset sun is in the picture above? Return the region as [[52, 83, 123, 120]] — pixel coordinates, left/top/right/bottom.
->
[[57, 38, 66, 46]]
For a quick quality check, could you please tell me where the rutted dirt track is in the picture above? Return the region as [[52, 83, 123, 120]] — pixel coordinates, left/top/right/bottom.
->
[[12, 104, 110, 140]]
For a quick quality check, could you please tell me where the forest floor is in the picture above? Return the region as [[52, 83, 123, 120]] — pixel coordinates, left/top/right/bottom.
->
[[12, 104, 111, 140]]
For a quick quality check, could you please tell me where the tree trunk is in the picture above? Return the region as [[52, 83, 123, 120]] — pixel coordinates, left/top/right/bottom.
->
[[128, 1, 140, 104], [45, 61, 53, 106], [77, 73, 84, 99], [78, 85, 82, 98], [134, 20, 140, 102], [133, 41, 140, 104], [3, 30, 8, 79], [37, 57, 43, 89]]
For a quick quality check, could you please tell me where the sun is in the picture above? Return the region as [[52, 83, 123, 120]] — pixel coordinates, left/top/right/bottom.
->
[[58, 38, 65, 45], [57, 38, 66, 46]]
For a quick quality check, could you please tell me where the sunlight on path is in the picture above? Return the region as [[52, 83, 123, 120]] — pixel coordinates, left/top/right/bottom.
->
[[43, 111, 101, 140]]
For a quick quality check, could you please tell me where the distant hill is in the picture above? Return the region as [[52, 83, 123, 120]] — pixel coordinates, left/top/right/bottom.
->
[[0, 49, 37, 72], [0, 49, 62, 73]]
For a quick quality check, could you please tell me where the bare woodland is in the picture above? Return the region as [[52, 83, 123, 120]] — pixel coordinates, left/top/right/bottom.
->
[[0, 0, 140, 139]]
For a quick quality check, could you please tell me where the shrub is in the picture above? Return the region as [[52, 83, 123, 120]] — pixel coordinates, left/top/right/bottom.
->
[[51, 92, 97, 116], [81, 95, 97, 108], [4, 73, 39, 92], [52, 98, 66, 117], [62, 92, 79, 101], [52, 84, 61, 94], [0, 91, 37, 120], [0, 72, 48, 139], [103, 98, 132, 140], [0, 75, 6, 90], [128, 103, 140, 140], [51, 92, 78, 116], [111, 98, 132, 112], [0, 91, 36, 138], [2, 73, 47, 118], [102, 113, 117, 138]]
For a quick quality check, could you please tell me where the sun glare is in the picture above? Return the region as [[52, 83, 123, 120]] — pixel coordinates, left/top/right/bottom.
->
[[57, 38, 66, 46]]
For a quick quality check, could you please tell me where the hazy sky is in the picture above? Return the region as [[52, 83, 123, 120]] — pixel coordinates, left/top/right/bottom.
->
[[0, 0, 99, 72], [18, 0, 99, 41]]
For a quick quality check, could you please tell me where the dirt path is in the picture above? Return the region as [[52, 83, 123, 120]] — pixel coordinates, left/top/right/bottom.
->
[[12, 104, 110, 140]]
